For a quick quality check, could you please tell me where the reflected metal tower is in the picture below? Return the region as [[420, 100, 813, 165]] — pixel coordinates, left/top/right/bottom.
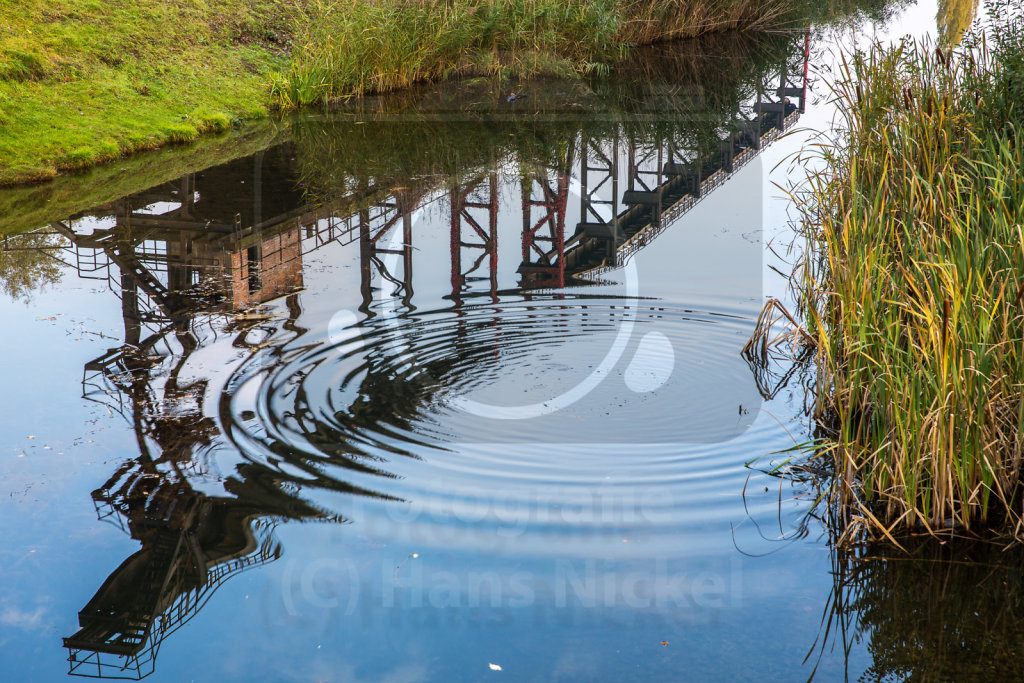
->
[[449, 172, 499, 304]]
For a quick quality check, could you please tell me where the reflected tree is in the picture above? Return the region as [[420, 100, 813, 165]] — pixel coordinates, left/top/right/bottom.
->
[[938, 0, 980, 45], [811, 539, 1024, 680], [0, 231, 64, 301]]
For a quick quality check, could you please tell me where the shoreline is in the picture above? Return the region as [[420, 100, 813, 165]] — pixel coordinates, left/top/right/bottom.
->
[[0, 0, 803, 188]]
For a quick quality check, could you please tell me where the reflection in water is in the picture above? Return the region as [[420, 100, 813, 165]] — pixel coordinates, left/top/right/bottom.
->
[[938, 0, 980, 45], [63, 472, 329, 678], [814, 539, 1024, 681], [0, 231, 64, 301], [3, 31, 811, 678], [59, 261, 373, 678]]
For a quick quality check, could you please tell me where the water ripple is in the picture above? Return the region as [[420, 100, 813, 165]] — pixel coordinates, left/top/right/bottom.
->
[[220, 295, 780, 554]]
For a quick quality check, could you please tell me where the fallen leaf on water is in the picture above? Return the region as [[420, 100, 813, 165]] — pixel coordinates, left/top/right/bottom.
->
[[488, 663, 502, 671]]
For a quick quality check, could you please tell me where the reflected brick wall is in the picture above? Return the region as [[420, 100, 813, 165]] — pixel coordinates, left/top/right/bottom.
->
[[230, 225, 303, 309]]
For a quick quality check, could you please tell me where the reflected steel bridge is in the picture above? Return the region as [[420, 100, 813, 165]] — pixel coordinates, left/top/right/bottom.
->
[[0, 32, 809, 680]]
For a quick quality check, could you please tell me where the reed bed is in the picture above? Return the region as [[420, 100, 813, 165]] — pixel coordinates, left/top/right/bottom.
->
[[794, 3, 1024, 540], [273, 0, 793, 106]]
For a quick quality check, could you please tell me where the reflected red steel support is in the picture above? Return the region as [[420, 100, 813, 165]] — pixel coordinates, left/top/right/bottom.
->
[[518, 158, 570, 290], [449, 173, 499, 305]]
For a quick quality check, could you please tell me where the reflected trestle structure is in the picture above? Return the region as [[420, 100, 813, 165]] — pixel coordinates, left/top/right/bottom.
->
[[2, 29, 816, 680]]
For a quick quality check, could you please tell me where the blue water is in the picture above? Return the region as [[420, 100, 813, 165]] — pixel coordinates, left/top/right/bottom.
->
[[5, 2, 1016, 681]]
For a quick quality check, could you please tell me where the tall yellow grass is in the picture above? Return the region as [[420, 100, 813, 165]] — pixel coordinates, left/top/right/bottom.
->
[[794, 30, 1024, 540], [273, 0, 794, 106]]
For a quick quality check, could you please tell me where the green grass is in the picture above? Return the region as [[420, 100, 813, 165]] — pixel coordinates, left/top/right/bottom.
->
[[0, 0, 810, 186], [791, 0, 1024, 540], [0, 28, 795, 236], [0, 0, 293, 185], [0, 0, 904, 186]]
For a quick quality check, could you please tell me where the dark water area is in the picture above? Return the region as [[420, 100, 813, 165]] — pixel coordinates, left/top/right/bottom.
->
[[1, 2, 1016, 681]]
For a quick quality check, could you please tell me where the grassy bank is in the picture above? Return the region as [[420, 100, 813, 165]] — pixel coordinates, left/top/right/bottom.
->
[[0, 1, 296, 185], [273, 0, 791, 105], [0, 28, 797, 236], [0, 0, 808, 187], [796, 1, 1024, 539]]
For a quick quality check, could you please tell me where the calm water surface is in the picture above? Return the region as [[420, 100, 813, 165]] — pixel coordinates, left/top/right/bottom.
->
[[2, 2, 1016, 681]]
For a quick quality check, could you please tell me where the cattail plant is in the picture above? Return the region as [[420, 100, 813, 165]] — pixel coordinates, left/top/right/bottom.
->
[[794, 16, 1024, 542]]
